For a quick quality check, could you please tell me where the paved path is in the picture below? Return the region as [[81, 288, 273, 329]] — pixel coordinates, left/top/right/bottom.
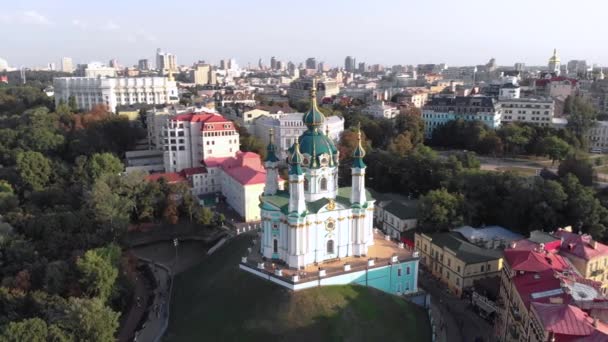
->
[[117, 266, 151, 342], [419, 270, 494, 342]]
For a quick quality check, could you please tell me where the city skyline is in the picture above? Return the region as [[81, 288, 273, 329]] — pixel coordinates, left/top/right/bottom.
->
[[2, 0, 608, 68]]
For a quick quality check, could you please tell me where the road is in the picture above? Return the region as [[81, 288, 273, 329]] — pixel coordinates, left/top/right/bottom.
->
[[419, 269, 494, 342]]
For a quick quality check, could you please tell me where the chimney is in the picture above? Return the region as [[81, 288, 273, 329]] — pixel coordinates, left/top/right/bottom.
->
[[591, 241, 598, 249], [510, 241, 517, 249]]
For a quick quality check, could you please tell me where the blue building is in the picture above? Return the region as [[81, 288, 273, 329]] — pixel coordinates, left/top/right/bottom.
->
[[422, 96, 501, 138]]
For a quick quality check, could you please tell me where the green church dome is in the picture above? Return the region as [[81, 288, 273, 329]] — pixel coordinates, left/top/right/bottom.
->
[[302, 78, 326, 129]]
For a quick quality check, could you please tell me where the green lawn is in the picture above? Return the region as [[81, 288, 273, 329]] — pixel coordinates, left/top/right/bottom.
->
[[164, 235, 431, 342]]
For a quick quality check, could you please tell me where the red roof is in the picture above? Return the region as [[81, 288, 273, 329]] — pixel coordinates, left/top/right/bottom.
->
[[535, 76, 578, 87], [204, 151, 266, 186], [182, 167, 207, 177], [504, 248, 568, 273], [146, 172, 187, 183], [531, 303, 595, 338], [555, 230, 608, 261]]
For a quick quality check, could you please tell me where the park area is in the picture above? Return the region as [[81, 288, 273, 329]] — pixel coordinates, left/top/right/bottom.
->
[[164, 234, 432, 342]]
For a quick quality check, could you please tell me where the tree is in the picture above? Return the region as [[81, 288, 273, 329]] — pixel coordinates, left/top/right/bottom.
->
[[15, 151, 52, 191], [84, 153, 124, 182], [417, 188, 465, 233], [558, 155, 595, 186], [499, 124, 533, 155], [566, 95, 596, 145], [0, 313, 72, 341], [76, 248, 118, 301], [59, 297, 119, 342], [43, 261, 70, 295], [86, 177, 133, 233], [195, 207, 214, 226], [163, 198, 179, 225], [561, 174, 608, 239], [394, 112, 424, 145], [476, 132, 503, 156], [387, 132, 414, 157], [539, 136, 571, 164], [68, 95, 78, 112]]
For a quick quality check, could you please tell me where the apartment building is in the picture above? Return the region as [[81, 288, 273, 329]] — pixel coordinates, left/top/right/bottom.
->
[[499, 97, 555, 127], [422, 96, 501, 138]]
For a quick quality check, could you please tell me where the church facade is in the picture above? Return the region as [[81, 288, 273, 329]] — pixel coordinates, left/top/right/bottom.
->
[[259, 80, 375, 269]]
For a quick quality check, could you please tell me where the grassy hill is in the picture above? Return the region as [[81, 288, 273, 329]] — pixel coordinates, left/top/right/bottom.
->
[[165, 235, 431, 342]]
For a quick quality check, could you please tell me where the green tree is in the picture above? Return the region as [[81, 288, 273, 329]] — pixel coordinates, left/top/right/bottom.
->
[[558, 155, 595, 186], [68, 96, 78, 112], [84, 153, 124, 182], [499, 124, 533, 154], [566, 95, 596, 145], [0, 315, 73, 341], [561, 174, 608, 239], [417, 188, 465, 233], [163, 198, 179, 225], [15, 151, 52, 191], [387, 132, 414, 157], [86, 177, 133, 233], [59, 297, 119, 342], [539, 136, 572, 164], [195, 207, 214, 226], [76, 248, 118, 301]]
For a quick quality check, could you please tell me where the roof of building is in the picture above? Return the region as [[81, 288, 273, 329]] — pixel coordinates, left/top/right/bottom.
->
[[260, 187, 373, 215], [170, 112, 235, 131], [425, 96, 496, 109], [531, 303, 596, 337], [205, 151, 266, 186], [426, 232, 503, 264], [382, 200, 418, 220], [453, 226, 522, 246], [555, 229, 608, 261], [182, 167, 207, 177], [535, 76, 578, 87], [504, 248, 568, 273]]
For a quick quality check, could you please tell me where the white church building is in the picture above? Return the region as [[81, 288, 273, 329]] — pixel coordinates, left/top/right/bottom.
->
[[259, 80, 374, 268]]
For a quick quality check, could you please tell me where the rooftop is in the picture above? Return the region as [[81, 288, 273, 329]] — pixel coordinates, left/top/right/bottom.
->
[[242, 230, 418, 284], [453, 225, 522, 247], [554, 229, 608, 261], [423, 232, 503, 264], [205, 151, 266, 186]]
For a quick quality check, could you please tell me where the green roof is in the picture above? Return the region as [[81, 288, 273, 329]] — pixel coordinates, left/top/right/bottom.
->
[[288, 130, 337, 168], [427, 232, 502, 264], [265, 142, 279, 163], [352, 157, 366, 169], [261, 187, 374, 215], [382, 200, 418, 220]]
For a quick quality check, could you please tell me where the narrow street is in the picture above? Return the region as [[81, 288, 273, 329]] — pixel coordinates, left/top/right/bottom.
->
[[419, 270, 494, 342]]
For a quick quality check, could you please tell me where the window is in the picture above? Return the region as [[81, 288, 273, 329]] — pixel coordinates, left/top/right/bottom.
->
[[320, 177, 327, 191], [304, 178, 309, 191], [273, 239, 278, 253], [398, 269, 402, 277], [406, 267, 410, 275], [326, 240, 334, 254], [481, 265, 485, 272], [457, 266, 461, 273]]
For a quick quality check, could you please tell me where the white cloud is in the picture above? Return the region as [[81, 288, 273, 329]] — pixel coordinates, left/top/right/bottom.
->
[[72, 19, 88, 29], [21, 11, 52, 25], [102, 21, 120, 31]]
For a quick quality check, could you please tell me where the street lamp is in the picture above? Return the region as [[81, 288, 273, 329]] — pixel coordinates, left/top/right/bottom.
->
[[173, 238, 179, 268]]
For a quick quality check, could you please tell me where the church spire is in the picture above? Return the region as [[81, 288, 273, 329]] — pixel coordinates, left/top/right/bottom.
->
[[352, 123, 366, 169], [302, 77, 325, 131], [265, 128, 279, 162], [288, 140, 304, 175]]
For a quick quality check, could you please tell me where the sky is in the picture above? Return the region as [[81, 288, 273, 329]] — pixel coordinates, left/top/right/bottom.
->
[[1, 0, 606, 69]]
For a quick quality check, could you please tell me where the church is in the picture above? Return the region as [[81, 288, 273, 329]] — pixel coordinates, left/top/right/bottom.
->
[[259, 80, 375, 269]]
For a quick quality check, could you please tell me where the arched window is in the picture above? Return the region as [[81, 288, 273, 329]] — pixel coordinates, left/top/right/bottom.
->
[[320, 177, 327, 191], [304, 177, 309, 191], [273, 239, 278, 253], [327, 240, 334, 254]]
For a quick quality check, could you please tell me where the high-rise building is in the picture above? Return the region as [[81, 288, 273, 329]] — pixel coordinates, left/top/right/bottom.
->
[[220, 59, 228, 70], [345, 56, 356, 72], [276, 60, 284, 71], [138, 59, 149, 71], [258, 58, 264, 70], [192, 64, 214, 85], [305, 57, 317, 70], [358, 62, 366, 74], [109, 59, 119, 68], [228, 58, 238, 71], [156, 48, 177, 73], [47, 63, 56, 71], [270, 56, 277, 70], [61, 57, 73, 73], [514, 62, 525, 72]]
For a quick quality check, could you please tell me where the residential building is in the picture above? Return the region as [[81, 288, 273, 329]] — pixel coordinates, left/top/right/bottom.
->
[[53, 76, 178, 112], [362, 101, 400, 119], [345, 56, 356, 72], [416, 230, 503, 296], [253, 112, 344, 161], [156, 48, 177, 73], [554, 228, 608, 294], [498, 83, 521, 99], [61, 57, 73, 73], [422, 96, 501, 138], [374, 195, 418, 239], [192, 63, 214, 85], [393, 89, 429, 108], [496, 238, 608, 342], [287, 77, 339, 103], [567, 59, 588, 77], [0, 57, 8, 71], [586, 121, 608, 152], [534, 76, 578, 99], [305, 57, 317, 70], [161, 112, 240, 172], [138, 59, 149, 71], [499, 97, 555, 127], [75, 62, 117, 78]]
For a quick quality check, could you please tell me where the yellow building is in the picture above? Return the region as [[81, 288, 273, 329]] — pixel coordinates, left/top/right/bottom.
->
[[555, 228, 608, 294], [415, 231, 505, 297]]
